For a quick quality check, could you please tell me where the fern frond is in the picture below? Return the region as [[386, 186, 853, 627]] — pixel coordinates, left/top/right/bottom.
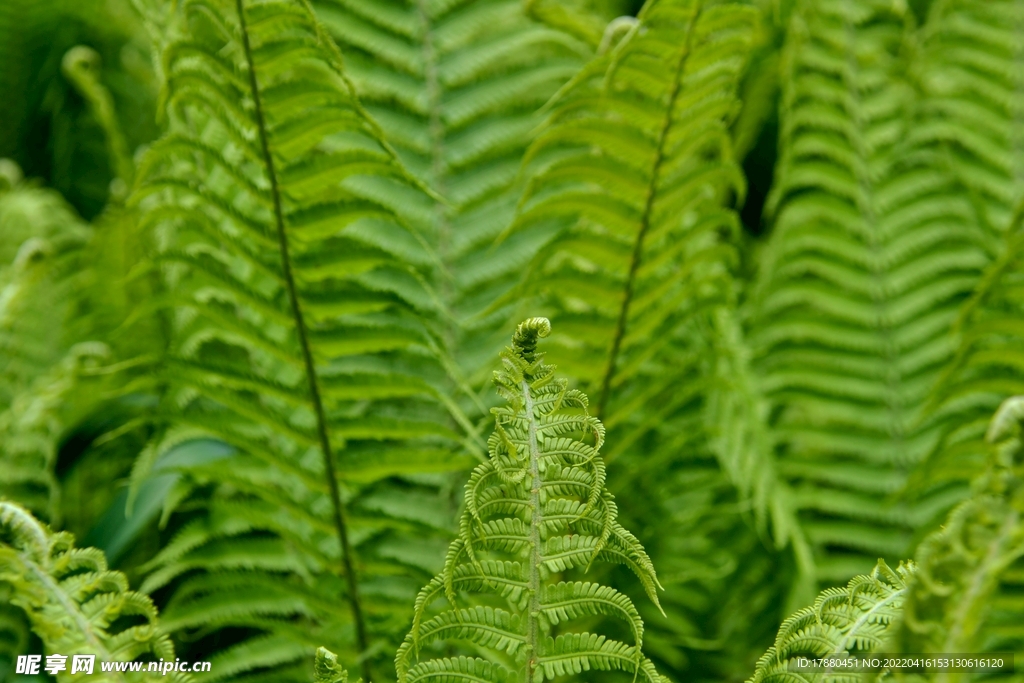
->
[[0, 501, 185, 682], [886, 396, 1024, 682], [132, 0, 473, 679], [750, 0, 988, 585], [315, 647, 359, 683], [917, 214, 1024, 497], [509, 1, 793, 672], [396, 318, 665, 683], [748, 559, 913, 683], [310, 0, 590, 384], [913, 0, 1024, 506], [512, 0, 758, 425], [0, 175, 92, 406]]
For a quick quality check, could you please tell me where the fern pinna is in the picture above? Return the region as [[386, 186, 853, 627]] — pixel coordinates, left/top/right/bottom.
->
[[129, 0, 472, 679], [396, 318, 665, 683]]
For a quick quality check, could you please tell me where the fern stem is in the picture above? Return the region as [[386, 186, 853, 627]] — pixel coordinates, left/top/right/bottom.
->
[[522, 376, 543, 683], [233, 1, 371, 678], [596, 7, 699, 418]]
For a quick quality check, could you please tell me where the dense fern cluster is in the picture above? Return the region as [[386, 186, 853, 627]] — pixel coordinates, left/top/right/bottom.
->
[[3, 0, 1024, 682]]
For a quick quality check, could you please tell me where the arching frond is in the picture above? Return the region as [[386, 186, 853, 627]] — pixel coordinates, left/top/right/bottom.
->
[[0, 501, 185, 682], [310, 0, 591, 384], [750, 0, 988, 586], [131, 0, 474, 679], [913, 0, 1024, 506], [396, 318, 666, 683], [509, 0, 794, 672], [513, 0, 758, 426], [748, 560, 913, 683]]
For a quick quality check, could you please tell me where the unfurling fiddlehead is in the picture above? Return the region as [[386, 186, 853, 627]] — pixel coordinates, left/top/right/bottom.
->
[[396, 318, 665, 683]]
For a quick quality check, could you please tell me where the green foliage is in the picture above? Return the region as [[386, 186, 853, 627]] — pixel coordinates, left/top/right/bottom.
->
[[510, 1, 791, 675], [6, 2, 1024, 683], [513, 0, 756, 424], [128, 0, 474, 679], [0, 0, 157, 218], [914, 0, 1024, 236], [309, 0, 591, 382], [396, 318, 665, 683], [887, 396, 1024, 683], [750, 0, 988, 588], [748, 560, 913, 683], [0, 501, 183, 682], [315, 648, 358, 683], [913, 0, 1024, 501]]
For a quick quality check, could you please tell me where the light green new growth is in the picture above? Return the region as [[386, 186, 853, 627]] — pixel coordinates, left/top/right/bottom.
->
[[748, 560, 913, 683], [315, 647, 359, 683], [0, 502, 185, 682], [396, 318, 665, 683]]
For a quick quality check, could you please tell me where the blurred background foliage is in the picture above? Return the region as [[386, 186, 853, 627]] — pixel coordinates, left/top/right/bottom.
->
[[2, 0, 1023, 682]]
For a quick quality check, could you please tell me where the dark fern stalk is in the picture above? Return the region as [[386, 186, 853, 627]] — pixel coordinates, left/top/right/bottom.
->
[[232, 0, 367, 663], [396, 318, 665, 683]]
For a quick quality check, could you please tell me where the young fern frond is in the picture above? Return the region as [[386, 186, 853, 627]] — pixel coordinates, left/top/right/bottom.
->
[[748, 560, 913, 683], [750, 0, 988, 586], [131, 0, 472, 678], [0, 502, 184, 682], [310, 0, 591, 384], [316, 647, 359, 683], [396, 318, 666, 683], [887, 396, 1024, 680]]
